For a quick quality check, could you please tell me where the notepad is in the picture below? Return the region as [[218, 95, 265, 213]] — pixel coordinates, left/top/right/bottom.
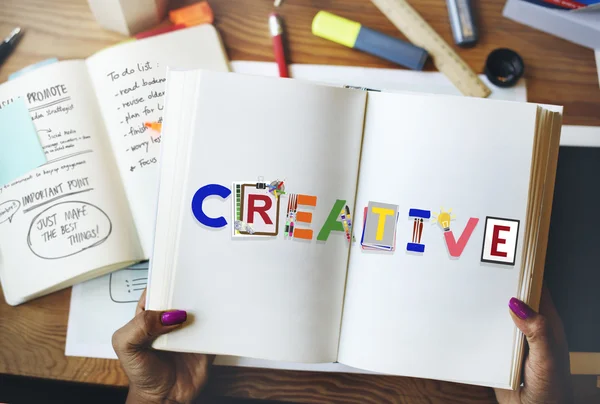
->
[[0, 99, 46, 187], [0, 25, 229, 306]]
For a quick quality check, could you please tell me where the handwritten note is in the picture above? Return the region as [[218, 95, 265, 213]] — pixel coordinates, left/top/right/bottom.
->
[[86, 25, 230, 255], [28, 201, 112, 259], [0, 60, 142, 305], [106, 61, 164, 172]]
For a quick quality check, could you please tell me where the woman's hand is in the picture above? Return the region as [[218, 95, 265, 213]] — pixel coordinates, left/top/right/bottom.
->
[[112, 289, 213, 404], [495, 287, 573, 404]]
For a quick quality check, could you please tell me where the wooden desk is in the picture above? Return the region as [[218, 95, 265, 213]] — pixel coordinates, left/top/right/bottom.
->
[[0, 0, 599, 403]]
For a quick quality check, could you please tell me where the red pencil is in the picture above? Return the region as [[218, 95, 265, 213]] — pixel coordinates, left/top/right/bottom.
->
[[269, 13, 289, 78], [541, 0, 585, 9]]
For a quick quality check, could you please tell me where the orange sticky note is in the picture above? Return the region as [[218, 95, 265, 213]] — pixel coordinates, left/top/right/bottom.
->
[[169, 2, 214, 26]]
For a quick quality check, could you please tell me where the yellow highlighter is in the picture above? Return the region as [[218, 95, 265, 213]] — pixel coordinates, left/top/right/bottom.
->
[[312, 11, 428, 71]]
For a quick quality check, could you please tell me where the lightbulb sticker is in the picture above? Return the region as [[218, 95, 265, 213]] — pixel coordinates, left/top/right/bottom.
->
[[433, 208, 479, 258], [432, 208, 456, 231]]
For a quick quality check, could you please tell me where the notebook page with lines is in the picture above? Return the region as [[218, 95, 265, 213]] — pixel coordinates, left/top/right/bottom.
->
[[0, 61, 142, 305], [0, 25, 229, 305]]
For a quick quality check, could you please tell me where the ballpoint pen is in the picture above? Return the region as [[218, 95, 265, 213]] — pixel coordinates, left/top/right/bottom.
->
[[0, 28, 24, 67], [340, 205, 352, 242], [284, 195, 292, 235]]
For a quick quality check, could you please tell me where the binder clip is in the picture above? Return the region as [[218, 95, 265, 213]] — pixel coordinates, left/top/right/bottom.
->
[[256, 176, 267, 189]]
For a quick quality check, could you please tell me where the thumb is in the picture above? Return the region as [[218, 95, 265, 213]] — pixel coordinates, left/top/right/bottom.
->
[[508, 297, 553, 363], [113, 309, 187, 355]]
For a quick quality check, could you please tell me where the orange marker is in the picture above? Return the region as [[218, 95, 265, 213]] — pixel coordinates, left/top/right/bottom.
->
[[144, 122, 162, 132]]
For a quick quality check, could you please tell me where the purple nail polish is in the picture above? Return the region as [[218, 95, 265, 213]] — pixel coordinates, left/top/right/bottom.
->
[[161, 310, 187, 326], [508, 297, 535, 320]]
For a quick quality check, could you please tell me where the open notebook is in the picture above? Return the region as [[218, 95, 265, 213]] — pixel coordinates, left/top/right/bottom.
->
[[147, 70, 562, 389], [0, 25, 229, 305]]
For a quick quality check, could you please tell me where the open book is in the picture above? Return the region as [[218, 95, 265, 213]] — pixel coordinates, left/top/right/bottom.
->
[[0, 25, 229, 305], [148, 70, 562, 389]]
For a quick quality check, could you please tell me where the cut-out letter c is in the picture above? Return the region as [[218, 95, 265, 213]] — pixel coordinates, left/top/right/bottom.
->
[[191, 184, 231, 228]]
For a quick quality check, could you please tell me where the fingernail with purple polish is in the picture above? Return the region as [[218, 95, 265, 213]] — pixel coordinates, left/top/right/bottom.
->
[[161, 310, 187, 326], [508, 298, 535, 320]]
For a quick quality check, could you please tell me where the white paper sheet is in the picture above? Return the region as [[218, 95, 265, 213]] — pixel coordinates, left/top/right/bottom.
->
[[66, 62, 528, 372], [231, 61, 528, 102], [65, 262, 148, 359]]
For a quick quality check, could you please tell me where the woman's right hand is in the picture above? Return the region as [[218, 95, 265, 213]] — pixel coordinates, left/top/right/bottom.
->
[[495, 287, 573, 404]]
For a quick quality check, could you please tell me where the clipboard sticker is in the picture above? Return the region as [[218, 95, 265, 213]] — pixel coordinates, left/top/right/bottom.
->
[[232, 180, 280, 237]]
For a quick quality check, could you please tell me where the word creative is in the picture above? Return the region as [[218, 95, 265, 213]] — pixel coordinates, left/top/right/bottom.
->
[[191, 181, 520, 266]]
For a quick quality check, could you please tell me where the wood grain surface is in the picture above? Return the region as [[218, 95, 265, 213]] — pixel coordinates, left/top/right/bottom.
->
[[0, 0, 599, 403]]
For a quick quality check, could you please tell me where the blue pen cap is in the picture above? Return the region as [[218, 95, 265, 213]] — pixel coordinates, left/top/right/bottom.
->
[[354, 27, 429, 71]]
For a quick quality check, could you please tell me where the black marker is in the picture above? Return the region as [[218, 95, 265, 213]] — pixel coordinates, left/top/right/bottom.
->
[[0, 28, 24, 67]]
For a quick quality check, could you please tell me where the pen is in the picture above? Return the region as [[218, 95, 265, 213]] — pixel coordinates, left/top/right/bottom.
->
[[446, 0, 478, 47], [342, 205, 352, 242], [0, 28, 24, 67], [283, 195, 294, 236], [289, 196, 298, 237], [345, 205, 352, 229], [269, 13, 289, 78], [340, 209, 350, 242]]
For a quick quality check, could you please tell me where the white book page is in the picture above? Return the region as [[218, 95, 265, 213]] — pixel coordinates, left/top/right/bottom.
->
[[0, 61, 143, 305], [66, 262, 148, 359], [338, 92, 539, 386], [150, 71, 366, 363], [86, 25, 229, 257]]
